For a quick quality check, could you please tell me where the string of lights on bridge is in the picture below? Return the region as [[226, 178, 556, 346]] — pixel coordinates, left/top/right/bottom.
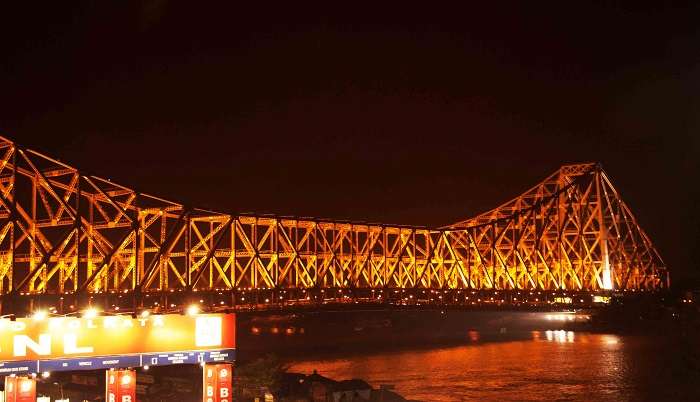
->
[[0, 286, 630, 323]]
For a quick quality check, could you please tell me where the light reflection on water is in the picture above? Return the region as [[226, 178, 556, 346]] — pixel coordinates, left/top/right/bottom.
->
[[540, 329, 575, 342], [288, 333, 693, 402]]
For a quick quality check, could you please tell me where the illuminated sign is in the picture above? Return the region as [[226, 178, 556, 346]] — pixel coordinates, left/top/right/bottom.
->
[[4, 376, 36, 402], [203, 363, 232, 402], [0, 314, 235, 374], [106, 369, 136, 402]]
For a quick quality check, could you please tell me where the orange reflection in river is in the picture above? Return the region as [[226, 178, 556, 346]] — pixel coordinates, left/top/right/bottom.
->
[[289, 333, 634, 402]]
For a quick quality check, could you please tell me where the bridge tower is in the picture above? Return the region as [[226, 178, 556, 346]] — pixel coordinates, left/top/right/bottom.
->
[[446, 163, 667, 291]]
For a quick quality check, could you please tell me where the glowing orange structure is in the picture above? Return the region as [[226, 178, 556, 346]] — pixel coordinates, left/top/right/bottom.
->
[[0, 136, 667, 311]]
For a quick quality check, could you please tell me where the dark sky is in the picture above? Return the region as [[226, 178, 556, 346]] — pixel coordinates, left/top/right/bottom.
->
[[2, 2, 698, 287]]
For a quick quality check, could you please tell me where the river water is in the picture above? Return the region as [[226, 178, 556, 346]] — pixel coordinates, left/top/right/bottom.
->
[[288, 332, 700, 401]]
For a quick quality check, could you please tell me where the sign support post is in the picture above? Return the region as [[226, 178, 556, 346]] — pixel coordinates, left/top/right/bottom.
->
[[203, 363, 233, 402], [3, 375, 36, 402], [106, 369, 136, 402]]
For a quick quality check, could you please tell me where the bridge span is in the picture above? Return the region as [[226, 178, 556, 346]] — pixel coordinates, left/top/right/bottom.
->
[[0, 135, 667, 315]]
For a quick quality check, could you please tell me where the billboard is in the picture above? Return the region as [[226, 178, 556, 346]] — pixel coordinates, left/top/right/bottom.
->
[[203, 363, 232, 402], [0, 313, 235, 374]]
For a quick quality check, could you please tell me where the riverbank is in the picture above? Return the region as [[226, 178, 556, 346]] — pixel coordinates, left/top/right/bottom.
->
[[266, 370, 417, 402]]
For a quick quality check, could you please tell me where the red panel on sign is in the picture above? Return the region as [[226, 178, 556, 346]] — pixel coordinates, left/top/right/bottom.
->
[[4, 376, 16, 402], [4, 376, 36, 402], [106, 369, 136, 402], [118, 369, 136, 402], [203, 365, 216, 402], [106, 370, 118, 402], [202, 363, 233, 402]]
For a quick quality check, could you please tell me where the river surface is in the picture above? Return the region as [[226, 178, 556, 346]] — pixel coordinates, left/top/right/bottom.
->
[[288, 332, 700, 402]]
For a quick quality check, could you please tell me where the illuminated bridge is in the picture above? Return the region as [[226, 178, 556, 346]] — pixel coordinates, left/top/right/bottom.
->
[[0, 135, 667, 315]]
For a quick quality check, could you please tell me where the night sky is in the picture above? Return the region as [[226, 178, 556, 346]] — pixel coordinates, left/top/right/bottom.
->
[[2, 2, 698, 288]]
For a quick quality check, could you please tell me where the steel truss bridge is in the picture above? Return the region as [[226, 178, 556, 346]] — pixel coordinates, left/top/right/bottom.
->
[[0, 135, 667, 315]]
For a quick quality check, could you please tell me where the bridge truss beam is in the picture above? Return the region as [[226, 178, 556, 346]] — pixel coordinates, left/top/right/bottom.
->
[[0, 136, 668, 312]]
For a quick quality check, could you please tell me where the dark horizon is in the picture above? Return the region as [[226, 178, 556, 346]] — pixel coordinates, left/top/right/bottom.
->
[[2, 2, 698, 288]]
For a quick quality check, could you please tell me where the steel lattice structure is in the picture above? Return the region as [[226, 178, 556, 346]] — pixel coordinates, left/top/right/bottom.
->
[[446, 163, 667, 291], [0, 135, 668, 310]]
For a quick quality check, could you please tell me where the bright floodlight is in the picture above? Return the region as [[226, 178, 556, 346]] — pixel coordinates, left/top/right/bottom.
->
[[20, 378, 33, 391], [186, 304, 200, 316], [32, 310, 48, 321], [83, 308, 99, 319]]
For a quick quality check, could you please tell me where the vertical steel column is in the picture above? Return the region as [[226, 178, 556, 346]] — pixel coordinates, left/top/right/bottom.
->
[[595, 167, 612, 290]]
